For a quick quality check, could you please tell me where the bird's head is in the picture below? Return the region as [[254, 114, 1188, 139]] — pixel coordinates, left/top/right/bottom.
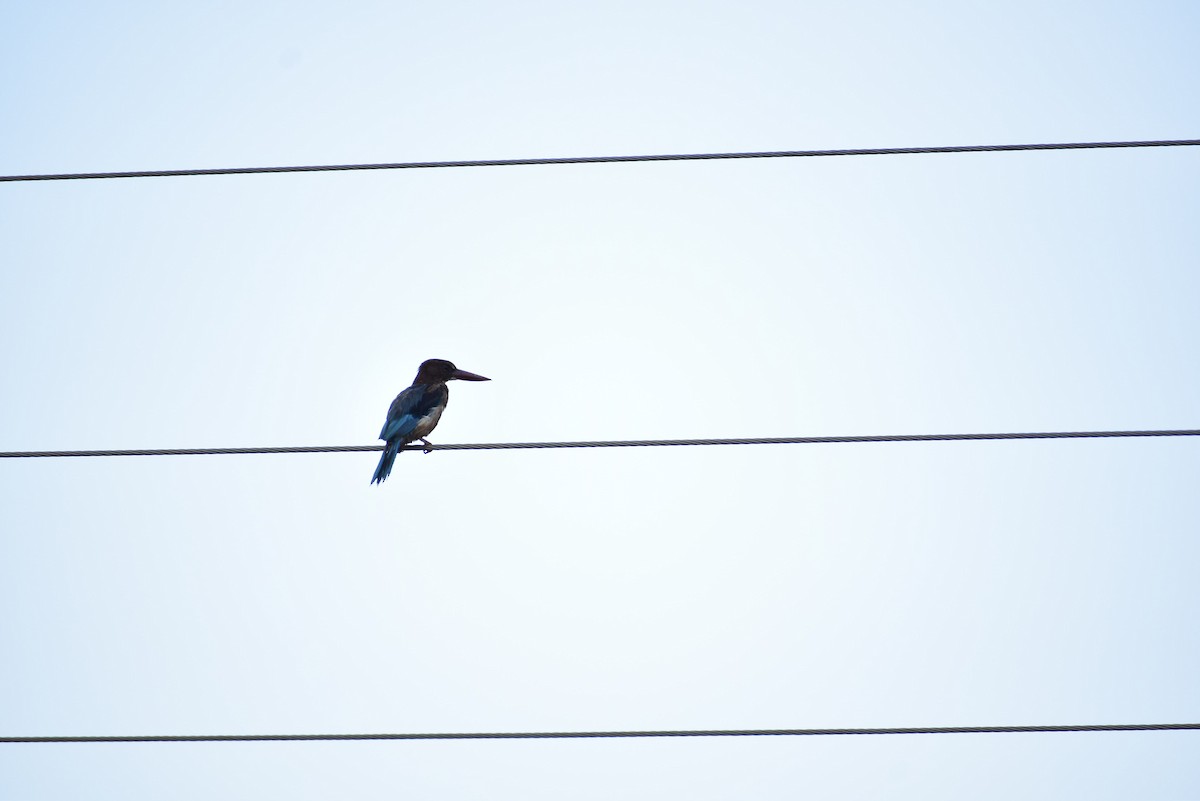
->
[[414, 358, 491, 385]]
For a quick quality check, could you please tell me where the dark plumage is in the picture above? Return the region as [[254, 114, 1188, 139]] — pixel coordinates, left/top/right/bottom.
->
[[371, 359, 490, 484]]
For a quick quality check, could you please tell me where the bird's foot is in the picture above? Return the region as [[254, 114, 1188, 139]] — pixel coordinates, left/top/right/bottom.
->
[[420, 438, 434, 454]]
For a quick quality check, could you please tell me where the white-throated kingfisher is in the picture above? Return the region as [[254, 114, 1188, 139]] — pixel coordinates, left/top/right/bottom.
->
[[371, 359, 490, 484]]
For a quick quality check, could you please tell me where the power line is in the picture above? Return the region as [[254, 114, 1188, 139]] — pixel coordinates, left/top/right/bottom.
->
[[5, 722, 1198, 743], [2, 428, 1198, 460], [2, 139, 1196, 183]]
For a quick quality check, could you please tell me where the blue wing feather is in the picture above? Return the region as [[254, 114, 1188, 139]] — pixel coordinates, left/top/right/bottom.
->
[[379, 385, 428, 440], [380, 414, 420, 442]]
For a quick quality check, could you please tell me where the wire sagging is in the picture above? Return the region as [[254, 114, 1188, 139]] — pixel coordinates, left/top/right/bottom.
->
[[2, 428, 1199, 459], [6, 722, 1199, 744], [2, 139, 1196, 183]]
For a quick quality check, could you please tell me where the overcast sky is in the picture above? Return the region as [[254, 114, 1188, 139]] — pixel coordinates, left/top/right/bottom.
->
[[3, 1, 1200, 799]]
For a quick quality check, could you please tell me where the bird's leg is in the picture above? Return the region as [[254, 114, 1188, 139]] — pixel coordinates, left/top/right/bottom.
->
[[419, 438, 434, 454]]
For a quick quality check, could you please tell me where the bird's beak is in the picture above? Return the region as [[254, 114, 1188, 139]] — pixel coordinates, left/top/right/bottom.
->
[[450, 368, 490, 381]]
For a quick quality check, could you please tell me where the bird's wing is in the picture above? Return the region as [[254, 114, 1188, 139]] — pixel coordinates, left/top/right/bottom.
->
[[379, 384, 430, 442]]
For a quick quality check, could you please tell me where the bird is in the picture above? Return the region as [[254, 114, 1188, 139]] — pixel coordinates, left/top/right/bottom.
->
[[371, 358, 490, 484]]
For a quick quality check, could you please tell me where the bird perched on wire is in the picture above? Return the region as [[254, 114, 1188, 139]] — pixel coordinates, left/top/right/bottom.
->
[[371, 358, 490, 484]]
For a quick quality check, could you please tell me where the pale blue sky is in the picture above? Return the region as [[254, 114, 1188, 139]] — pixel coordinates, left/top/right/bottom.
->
[[3, 1, 1199, 799]]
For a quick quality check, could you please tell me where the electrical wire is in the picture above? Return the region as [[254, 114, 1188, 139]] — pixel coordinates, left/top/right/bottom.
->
[[5, 722, 1198, 743], [2, 139, 1196, 183], [2, 428, 1198, 459]]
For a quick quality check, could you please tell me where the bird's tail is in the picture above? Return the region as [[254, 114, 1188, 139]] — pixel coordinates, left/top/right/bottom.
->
[[371, 441, 402, 484]]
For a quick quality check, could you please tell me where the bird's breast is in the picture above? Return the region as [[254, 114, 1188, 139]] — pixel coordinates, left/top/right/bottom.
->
[[410, 404, 445, 440]]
